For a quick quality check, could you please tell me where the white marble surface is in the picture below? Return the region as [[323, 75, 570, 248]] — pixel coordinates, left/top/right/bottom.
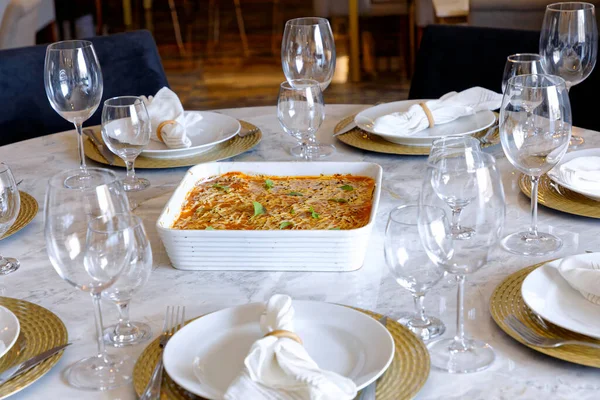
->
[[1, 104, 600, 400]]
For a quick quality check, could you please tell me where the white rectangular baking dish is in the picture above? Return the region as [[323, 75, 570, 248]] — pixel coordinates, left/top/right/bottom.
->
[[156, 162, 383, 271]]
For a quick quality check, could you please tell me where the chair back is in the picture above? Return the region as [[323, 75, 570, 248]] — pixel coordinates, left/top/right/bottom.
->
[[0, 0, 41, 50], [0, 30, 169, 146]]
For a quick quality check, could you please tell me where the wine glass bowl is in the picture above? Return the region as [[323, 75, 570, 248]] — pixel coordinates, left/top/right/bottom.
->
[[0, 164, 20, 275], [502, 53, 544, 93]]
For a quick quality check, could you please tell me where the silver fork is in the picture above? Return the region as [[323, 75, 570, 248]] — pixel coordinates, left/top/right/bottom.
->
[[505, 314, 600, 349], [140, 306, 186, 400]]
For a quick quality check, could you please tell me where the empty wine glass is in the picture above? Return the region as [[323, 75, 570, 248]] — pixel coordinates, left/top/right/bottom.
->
[[281, 17, 336, 91], [45, 168, 133, 390], [277, 79, 335, 160], [44, 41, 103, 188], [0, 164, 20, 275], [384, 205, 446, 340], [102, 214, 153, 347], [502, 54, 544, 94], [500, 74, 571, 256], [428, 136, 481, 162], [540, 2, 598, 147], [419, 151, 505, 373], [102, 96, 151, 192]]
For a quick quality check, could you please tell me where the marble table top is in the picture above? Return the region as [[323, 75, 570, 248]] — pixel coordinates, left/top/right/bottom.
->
[[1, 104, 600, 400]]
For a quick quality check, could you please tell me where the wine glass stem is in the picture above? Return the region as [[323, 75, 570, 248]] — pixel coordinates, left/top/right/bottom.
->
[[451, 208, 462, 230], [413, 293, 430, 324], [91, 293, 109, 362], [74, 123, 87, 173], [125, 161, 136, 183], [529, 176, 540, 237], [115, 300, 133, 335], [454, 274, 467, 349]]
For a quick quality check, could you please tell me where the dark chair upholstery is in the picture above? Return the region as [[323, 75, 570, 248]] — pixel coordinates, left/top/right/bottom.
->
[[409, 25, 600, 131], [0, 30, 169, 146]]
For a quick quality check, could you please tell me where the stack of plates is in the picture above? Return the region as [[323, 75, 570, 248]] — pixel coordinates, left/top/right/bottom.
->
[[547, 148, 600, 201]]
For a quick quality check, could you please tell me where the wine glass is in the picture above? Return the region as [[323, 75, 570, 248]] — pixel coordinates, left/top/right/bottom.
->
[[277, 79, 334, 160], [0, 164, 20, 275], [502, 54, 544, 94], [384, 205, 446, 340], [45, 168, 133, 390], [419, 151, 505, 373], [428, 136, 481, 162], [500, 74, 571, 256], [540, 2, 598, 147], [101, 96, 151, 192], [281, 17, 336, 91], [44, 41, 103, 188], [102, 214, 153, 347]]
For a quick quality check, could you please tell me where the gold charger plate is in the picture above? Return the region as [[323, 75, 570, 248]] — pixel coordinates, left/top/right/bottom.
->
[[519, 174, 600, 219], [84, 120, 262, 169], [334, 113, 499, 155], [1, 192, 38, 241], [490, 262, 600, 368], [0, 297, 68, 398], [133, 307, 430, 400]]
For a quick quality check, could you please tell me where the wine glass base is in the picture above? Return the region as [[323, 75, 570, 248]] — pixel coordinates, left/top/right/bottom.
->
[[0, 258, 19, 275], [428, 338, 495, 373], [569, 135, 585, 149], [396, 312, 446, 341], [451, 226, 475, 240], [103, 322, 152, 347], [290, 144, 335, 160], [122, 177, 150, 192], [65, 353, 132, 391], [501, 231, 562, 256]]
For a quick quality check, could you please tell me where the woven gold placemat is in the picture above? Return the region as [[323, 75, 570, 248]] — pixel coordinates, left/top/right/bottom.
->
[[0, 297, 68, 398], [1, 192, 38, 241], [519, 174, 600, 219], [334, 113, 499, 155], [490, 262, 600, 367], [84, 120, 262, 169], [133, 308, 430, 400]]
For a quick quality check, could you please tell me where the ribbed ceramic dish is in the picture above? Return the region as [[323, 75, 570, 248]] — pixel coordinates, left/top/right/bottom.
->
[[84, 120, 261, 169], [519, 174, 600, 219], [490, 262, 600, 367], [1, 192, 38, 241], [334, 113, 499, 155], [133, 307, 430, 400], [0, 297, 68, 398]]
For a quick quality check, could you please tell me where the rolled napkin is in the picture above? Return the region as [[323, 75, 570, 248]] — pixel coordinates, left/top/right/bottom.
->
[[372, 87, 502, 136], [557, 156, 600, 193], [142, 87, 201, 149], [224, 294, 357, 400], [558, 254, 600, 305]]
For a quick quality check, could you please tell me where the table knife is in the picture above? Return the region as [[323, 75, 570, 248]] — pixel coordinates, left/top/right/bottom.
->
[[0, 343, 70, 385], [83, 129, 116, 165], [357, 316, 388, 400]]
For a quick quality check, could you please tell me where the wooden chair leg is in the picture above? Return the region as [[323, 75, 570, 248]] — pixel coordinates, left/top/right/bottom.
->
[[271, 0, 281, 56], [168, 0, 187, 56], [143, 0, 153, 33], [233, 0, 250, 57], [361, 31, 376, 77]]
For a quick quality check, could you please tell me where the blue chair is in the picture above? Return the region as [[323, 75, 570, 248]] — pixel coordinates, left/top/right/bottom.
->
[[0, 30, 169, 146]]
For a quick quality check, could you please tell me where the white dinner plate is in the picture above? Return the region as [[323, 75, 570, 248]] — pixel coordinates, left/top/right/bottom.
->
[[141, 111, 241, 159], [522, 254, 600, 339], [163, 301, 395, 399], [354, 100, 496, 146], [0, 305, 20, 359], [547, 148, 600, 201]]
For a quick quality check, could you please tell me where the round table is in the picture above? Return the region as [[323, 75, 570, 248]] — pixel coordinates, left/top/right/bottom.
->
[[1, 105, 600, 399]]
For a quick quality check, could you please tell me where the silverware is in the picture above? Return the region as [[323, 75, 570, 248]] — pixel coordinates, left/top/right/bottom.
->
[[505, 315, 600, 349], [0, 343, 70, 385], [479, 123, 499, 145], [356, 316, 388, 400], [16, 180, 22, 187], [140, 305, 186, 400], [83, 128, 116, 165], [238, 126, 259, 138]]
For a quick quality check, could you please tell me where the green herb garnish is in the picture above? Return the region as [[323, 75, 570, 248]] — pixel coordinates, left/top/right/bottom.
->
[[212, 183, 230, 193], [340, 185, 354, 191], [264, 179, 274, 190], [287, 191, 303, 196], [290, 207, 296, 215], [309, 206, 320, 219], [253, 201, 265, 216], [329, 227, 341, 230], [329, 198, 348, 203], [279, 221, 294, 229], [205, 226, 215, 230]]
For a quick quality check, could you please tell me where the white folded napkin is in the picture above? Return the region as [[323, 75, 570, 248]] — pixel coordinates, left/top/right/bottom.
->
[[558, 254, 600, 305], [372, 87, 502, 136], [142, 87, 201, 149], [224, 295, 357, 400], [558, 156, 600, 193]]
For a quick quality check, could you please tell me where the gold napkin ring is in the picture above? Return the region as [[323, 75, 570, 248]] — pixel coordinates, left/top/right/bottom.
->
[[264, 329, 303, 345], [419, 102, 435, 128], [156, 120, 177, 143]]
